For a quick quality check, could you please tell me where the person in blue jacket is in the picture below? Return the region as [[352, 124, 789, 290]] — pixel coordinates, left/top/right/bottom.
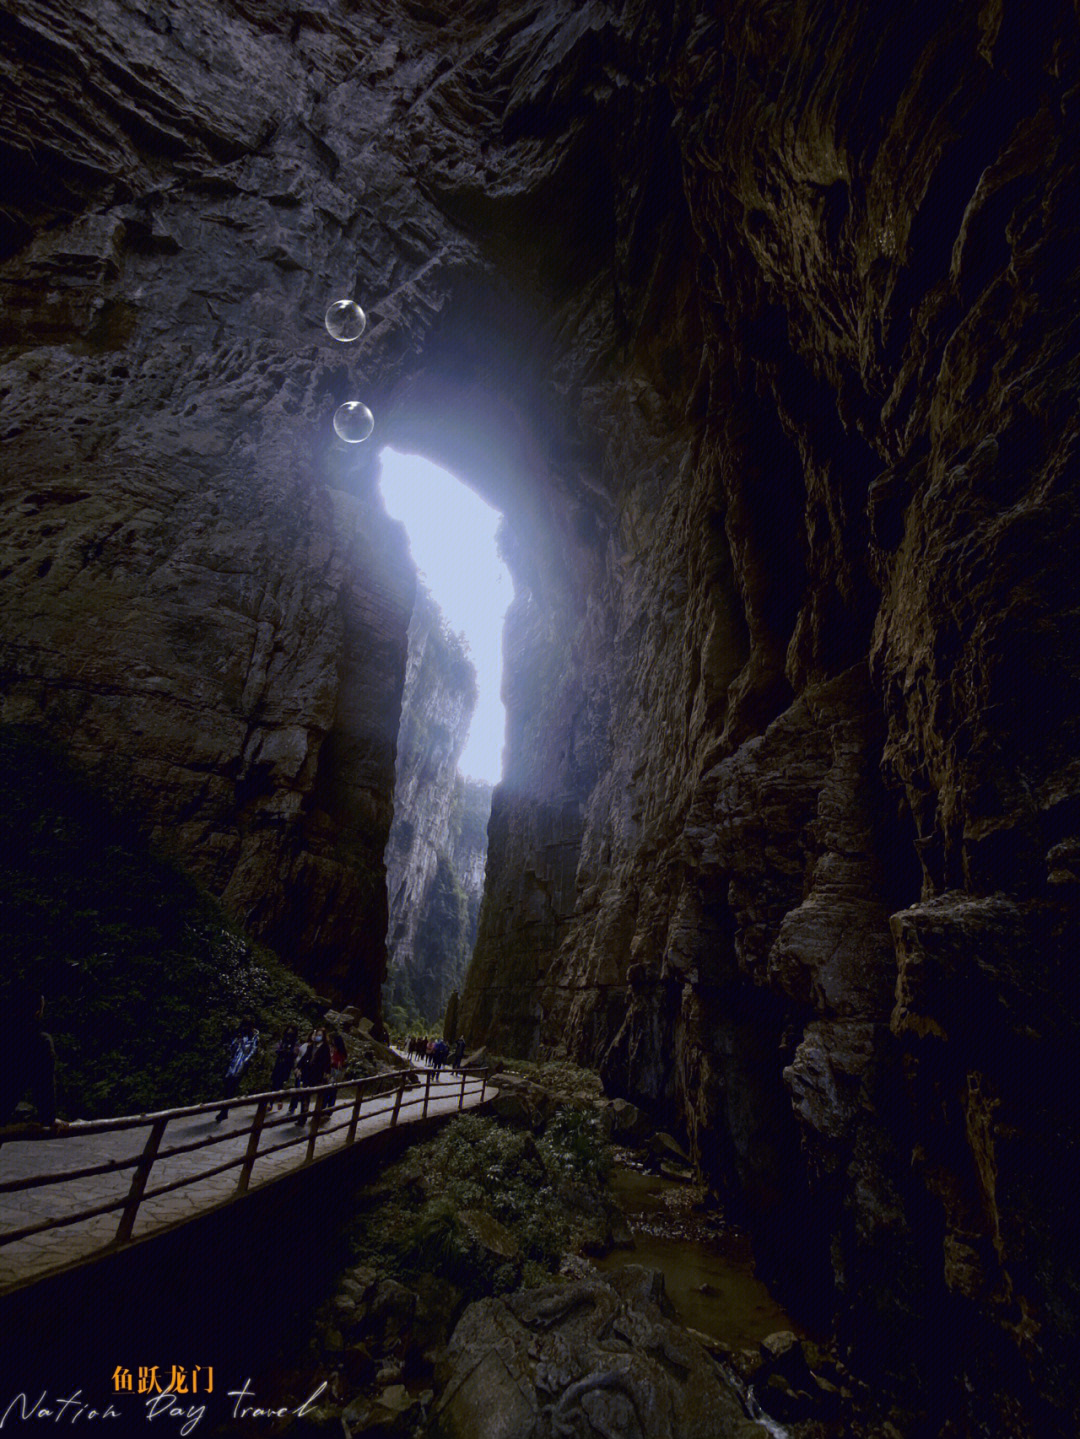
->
[[216, 1017, 259, 1122]]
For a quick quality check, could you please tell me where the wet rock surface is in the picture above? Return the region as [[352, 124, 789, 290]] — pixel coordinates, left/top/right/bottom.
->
[[432, 1267, 753, 1439]]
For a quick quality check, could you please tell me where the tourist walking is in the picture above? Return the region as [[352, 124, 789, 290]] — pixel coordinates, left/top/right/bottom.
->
[[269, 1025, 299, 1108], [452, 1036, 466, 1070], [325, 1031, 347, 1111], [287, 1029, 314, 1116], [293, 1027, 331, 1124], [216, 1017, 259, 1121]]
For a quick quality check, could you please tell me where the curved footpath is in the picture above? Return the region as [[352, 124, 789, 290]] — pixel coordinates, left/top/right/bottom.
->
[[0, 1067, 493, 1294]]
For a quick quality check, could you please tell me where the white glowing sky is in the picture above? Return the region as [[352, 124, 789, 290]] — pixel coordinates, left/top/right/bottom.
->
[[378, 448, 512, 785]]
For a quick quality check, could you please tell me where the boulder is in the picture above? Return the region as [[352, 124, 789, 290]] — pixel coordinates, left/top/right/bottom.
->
[[341, 1340, 376, 1386], [361, 1036, 410, 1072], [458, 1209, 520, 1262], [758, 1330, 813, 1387], [368, 1279, 418, 1349], [759, 1373, 817, 1424], [659, 1161, 696, 1183], [323, 1007, 356, 1034], [432, 1267, 747, 1439], [590, 1101, 617, 1141], [607, 1098, 652, 1146], [648, 1131, 691, 1165], [489, 1074, 557, 1130], [342, 1384, 426, 1438], [455, 1209, 523, 1291]]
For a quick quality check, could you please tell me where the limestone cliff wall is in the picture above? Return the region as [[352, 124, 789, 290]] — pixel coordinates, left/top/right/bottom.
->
[[4, 1, 1080, 1430], [451, 775, 492, 968], [384, 586, 479, 1020], [453, 2, 1078, 1425]]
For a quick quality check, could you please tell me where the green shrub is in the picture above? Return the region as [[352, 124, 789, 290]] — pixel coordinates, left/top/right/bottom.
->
[[538, 1107, 612, 1187], [350, 1110, 615, 1299]]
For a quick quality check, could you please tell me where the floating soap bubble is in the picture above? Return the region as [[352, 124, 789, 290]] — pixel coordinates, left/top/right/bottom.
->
[[333, 400, 374, 443], [325, 299, 366, 341]]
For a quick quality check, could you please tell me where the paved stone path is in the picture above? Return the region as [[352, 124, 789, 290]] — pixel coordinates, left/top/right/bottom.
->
[[0, 1069, 492, 1294]]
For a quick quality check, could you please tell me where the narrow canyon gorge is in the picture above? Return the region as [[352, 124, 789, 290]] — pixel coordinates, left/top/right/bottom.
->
[[384, 583, 490, 1027], [2, 0, 1078, 1433]]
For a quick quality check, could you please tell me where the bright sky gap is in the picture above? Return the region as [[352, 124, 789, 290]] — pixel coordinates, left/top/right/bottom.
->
[[378, 448, 512, 785]]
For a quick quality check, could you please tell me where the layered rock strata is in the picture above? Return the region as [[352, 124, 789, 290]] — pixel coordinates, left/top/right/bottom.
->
[[3, 2, 1079, 1432]]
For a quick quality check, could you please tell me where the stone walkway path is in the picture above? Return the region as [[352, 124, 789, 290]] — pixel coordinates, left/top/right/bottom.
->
[[0, 1069, 492, 1294]]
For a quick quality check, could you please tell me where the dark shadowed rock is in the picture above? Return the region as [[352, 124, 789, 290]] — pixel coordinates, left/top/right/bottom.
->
[[432, 1267, 750, 1439]]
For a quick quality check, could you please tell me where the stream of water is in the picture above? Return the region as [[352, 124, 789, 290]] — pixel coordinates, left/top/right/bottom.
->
[[596, 1161, 803, 1352]]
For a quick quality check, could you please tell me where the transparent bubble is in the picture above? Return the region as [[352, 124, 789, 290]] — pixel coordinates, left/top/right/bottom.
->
[[324, 299, 366, 342], [333, 401, 374, 443]]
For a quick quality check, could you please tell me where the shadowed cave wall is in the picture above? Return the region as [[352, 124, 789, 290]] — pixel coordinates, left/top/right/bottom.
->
[[2, 0, 1079, 1431]]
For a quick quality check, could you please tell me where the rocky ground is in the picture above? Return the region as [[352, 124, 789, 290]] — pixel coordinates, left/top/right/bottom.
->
[[220, 1065, 930, 1439]]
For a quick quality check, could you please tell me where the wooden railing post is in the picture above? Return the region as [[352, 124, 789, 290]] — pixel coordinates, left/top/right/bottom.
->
[[115, 1117, 167, 1242], [346, 1080, 365, 1145], [391, 1073, 406, 1128], [236, 1100, 268, 1194], [422, 1067, 433, 1120], [305, 1092, 325, 1163], [458, 1068, 467, 1111], [480, 1069, 487, 1103]]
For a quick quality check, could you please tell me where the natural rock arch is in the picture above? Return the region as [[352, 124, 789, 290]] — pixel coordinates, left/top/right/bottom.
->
[[3, 1, 1080, 1431]]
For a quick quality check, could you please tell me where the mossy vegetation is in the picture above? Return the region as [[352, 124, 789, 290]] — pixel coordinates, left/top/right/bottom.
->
[[486, 1055, 605, 1098], [383, 971, 423, 1037], [349, 1108, 614, 1299], [0, 724, 323, 1120]]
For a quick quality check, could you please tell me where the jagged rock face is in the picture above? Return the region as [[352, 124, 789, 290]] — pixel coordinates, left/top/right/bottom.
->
[[4, 1, 1080, 1431], [398, 777, 491, 1025], [450, 775, 492, 966], [0, 0, 436, 1012], [384, 587, 486, 1020], [460, 1, 1080, 1429]]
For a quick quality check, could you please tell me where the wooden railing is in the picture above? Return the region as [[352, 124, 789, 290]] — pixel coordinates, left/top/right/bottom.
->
[[0, 1065, 489, 1251]]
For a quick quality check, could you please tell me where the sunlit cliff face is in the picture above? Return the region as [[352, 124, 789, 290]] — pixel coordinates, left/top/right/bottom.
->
[[3, 1, 1080, 1431]]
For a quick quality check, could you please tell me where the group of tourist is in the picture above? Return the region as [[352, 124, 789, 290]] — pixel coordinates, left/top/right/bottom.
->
[[405, 1035, 467, 1072], [216, 1020, 348, 1125], [4, 987, 468, 1134]]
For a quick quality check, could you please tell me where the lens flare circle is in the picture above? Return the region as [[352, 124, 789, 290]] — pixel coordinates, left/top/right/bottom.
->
[[324, 299, 366, 341], [333, 401, 374, 443]]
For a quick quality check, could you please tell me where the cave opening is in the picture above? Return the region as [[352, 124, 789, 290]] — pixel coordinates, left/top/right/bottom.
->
[[377, 446, 511, 1037]]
